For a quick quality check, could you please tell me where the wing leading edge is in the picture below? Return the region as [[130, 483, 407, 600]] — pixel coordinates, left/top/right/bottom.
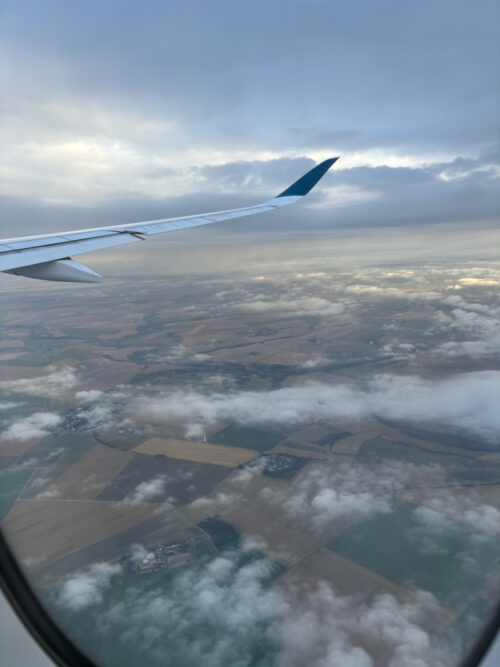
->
[[0, 157, 339, 283]]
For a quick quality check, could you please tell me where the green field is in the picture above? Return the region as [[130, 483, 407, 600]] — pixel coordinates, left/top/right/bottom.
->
[[356, 437, 500, 485], [63, 327, 120, 339], [0, 347, 90, 366], [326, 498, 500, 612], [0, 392, 50, 425], [210, 425, 284, 451], [378, 419, 496, 452], [356, 437, 472, 466], [315, 431, 352, 447], [0, 467, 34, 519], [197, 515, 240, 549]]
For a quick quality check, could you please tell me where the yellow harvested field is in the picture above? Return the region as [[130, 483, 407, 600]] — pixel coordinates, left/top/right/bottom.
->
[[0, 436, 43, 457], [3, 499, 160, 570], [331, 434, 365, 455], [185, 323, 206, 336], [135, 438, 258, 468]]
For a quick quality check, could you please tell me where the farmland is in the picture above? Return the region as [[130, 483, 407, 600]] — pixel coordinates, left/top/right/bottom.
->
[[135, 437, 259, 467], [1, 264, 500, 665], [3, 498, 162, 571], [97, 453, 231, 506], [42, 443, 135, 500], [326, 498, 500, 612]]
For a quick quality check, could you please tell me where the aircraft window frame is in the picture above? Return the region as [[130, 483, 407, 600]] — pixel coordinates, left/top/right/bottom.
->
[[0, 528, 95, 667]]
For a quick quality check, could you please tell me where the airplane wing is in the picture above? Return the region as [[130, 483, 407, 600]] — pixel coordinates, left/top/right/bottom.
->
[[0, 157, 339, 283]]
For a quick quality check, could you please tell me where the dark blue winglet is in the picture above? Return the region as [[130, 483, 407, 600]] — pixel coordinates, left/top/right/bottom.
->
[[277, 157, 339, 198]]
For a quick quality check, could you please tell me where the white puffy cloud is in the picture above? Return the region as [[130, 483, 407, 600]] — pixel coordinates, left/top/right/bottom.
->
[[121, 469, 194, 505], [132, 371, 500, 443], [123, 475, 169, 504], [0, 401, 23, 411], [184, 423, 205, 439], [55, 562, 122, 612], [433, 302, 500, 359], [35, 487, 61, 500], [260, 462, 416, 534], [190, 490, 241, 511], [141, 345, 211, 364], [437, 338, 500, 359], [239, 297, 345, 317], [74, 404, 117, 430], [27, 476, 51, 492], [458, 277, 500, 286], [0, 412, 62, 441], [378, 342, 416, 360], [298, 356, 331, 369], [345, 284, 406, 297], [63, 544, 451, 666], [74, 390, 104, 403], [0, 366, 79, 398], [417, 489, 500, 538], [281, 584, 444, 667], [128, 544, 148, 563]]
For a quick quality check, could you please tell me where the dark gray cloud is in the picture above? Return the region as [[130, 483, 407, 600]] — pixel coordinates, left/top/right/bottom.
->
[[1, 150, 498, 246], [0, 0, 498, 248], [2, 0, 498, 152]]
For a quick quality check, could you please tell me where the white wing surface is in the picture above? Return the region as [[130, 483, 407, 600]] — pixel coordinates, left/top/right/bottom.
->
[[0, 157, 339, 282]]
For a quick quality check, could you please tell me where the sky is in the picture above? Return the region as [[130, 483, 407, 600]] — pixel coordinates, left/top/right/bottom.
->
[[0, 0, 499, 265]]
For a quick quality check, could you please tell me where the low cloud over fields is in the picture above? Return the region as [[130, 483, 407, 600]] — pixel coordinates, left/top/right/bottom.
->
[[0, 412, 62, 441], [46, 450, 500, 666], [51, 536, 459, 667], [4, 370, 498, 445], [133, 371, 500, 444], [0, 366, 79, 398], [432, 297, 500, 359], [239, 296, 345, 318]]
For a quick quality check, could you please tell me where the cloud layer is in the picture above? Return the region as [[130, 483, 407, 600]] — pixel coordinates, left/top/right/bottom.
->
[[133, 371, 500, 443], [53, 542, 453, 667], [0, 366, 78, 398], [1, 1, 498, 244], [0, 412, 62, 441]]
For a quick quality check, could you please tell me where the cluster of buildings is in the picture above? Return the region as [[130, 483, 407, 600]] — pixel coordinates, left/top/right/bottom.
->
[[62, 412, 89, 432], [242, 452, 310, 480], [126, 542, 192, 576], [261, 453, 297, 473]]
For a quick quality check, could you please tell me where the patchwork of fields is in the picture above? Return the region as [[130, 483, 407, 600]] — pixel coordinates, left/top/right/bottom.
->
[[1, 268, 499, 665]]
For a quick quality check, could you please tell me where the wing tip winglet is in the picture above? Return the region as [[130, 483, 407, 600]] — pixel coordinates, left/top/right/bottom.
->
[[277, 156, 340, 198]]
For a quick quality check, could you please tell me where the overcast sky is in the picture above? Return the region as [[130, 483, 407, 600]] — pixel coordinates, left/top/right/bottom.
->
[[0, 0, 499, 257]]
